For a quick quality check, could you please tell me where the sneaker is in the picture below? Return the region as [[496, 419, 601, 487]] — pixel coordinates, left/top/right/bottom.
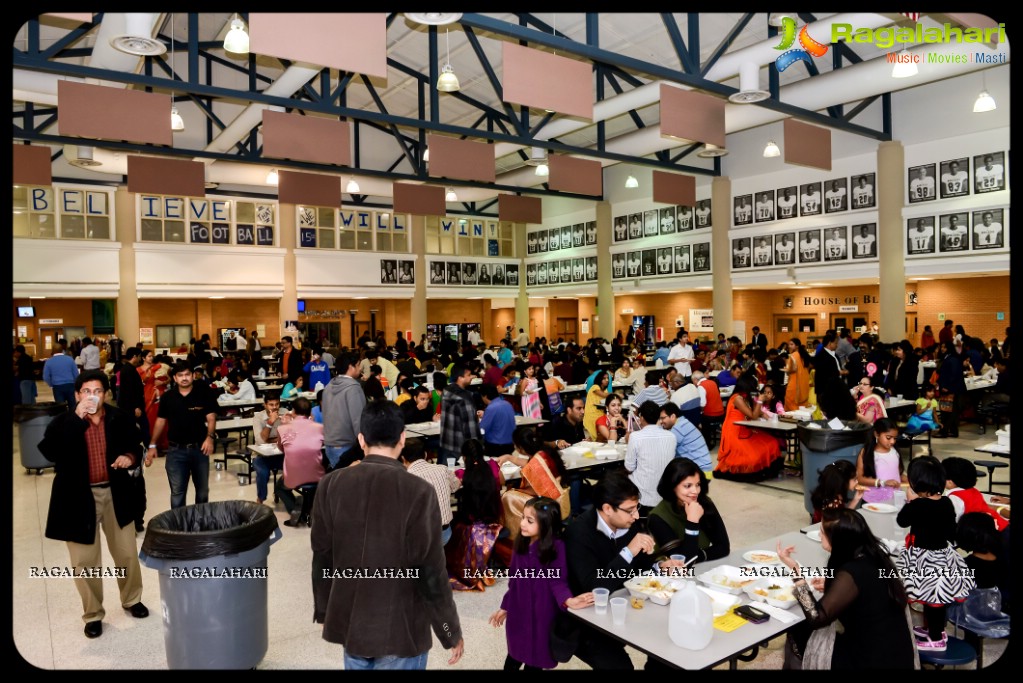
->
[[913, 626, 929, 639], [917, 633, 947, 652]]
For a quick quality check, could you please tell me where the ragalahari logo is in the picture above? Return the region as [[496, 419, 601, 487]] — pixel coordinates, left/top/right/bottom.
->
[[773, 16, 829, 71]]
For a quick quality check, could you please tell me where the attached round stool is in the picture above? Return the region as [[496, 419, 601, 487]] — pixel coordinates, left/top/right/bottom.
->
[[974, 460, 1008, 494], [918, 635, 976, 669]]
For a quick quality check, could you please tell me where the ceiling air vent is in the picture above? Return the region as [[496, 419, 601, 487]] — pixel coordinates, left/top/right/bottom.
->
[[65, 145, 102, 168]]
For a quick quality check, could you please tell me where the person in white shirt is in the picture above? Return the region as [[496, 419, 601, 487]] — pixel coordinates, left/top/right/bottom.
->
[[734, 196, 752, 224], [644, 211, 659, 237], [629, 214, 643, 239], [694, 246, 709, 271], [514, 328, 529, 347], [800, 184, 822, 215], [659, 208, 675, 234], [825, 180, 847, 212], [549, 229, 561, 250], [753, 237, 772, 266], [852, 175, 874, 208], [775, 234, 795, 264], [975, 154, 1004, 192], [627, 253, 642, 276], [907, 219, 934, 253], [657, 249, 672, 274], [909, 166, 935, 202], [560, 261, 572, 282], [585, 222, 597, 243], [677, 205, 693, 230], [852, 224, 876, 258], [941, 215, 968, 251], [973, 211, 1002, 247], [235, 333, 247, 352], [612, 254, 626, 278], [941, 160, 968, 196], [527, 233, 538, 252], [78, 337, 100, 370], [526, 267, 536, 286], [777, 187, 796, 218], [624, 401, 679, 511], [537, 232, 549, 251], [674, 246, 690, 273], [573, 224, 584, 246], [755, 192, 774, 221], [824, 228, 847, 260], [573, 260, 584, 281], [586, 258, 597, 280], [467, 327, 482, 347], [614, 217, 627, 241], [667, 332, 695, 378], [733, 240, 751, 267], [219, 371, 257, 403], [799, 231, 820, 261], [695, 201, 711, 227]]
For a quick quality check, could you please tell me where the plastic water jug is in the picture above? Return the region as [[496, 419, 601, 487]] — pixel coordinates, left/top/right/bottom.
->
[[257, 368, 266, 378], [668, 580, 714, 650], [314, 381, 324, 392]]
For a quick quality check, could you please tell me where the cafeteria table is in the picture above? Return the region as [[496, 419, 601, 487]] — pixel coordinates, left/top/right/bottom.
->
[[735, 419, 801, 468], [404, 414, 545, 438], [214, 416, 254, 476]]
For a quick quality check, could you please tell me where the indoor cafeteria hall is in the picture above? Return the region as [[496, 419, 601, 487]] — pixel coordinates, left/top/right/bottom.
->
[[10, 11, 1014, 672]]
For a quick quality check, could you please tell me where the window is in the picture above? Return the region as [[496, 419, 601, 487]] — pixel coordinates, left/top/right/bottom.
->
[[425, 216, 515, 256], [298, 206, 409, 252], [298, 205, 336, 249], [798, 318, 816, 333], [156, 324, 192, 348], [13, 185, 113, 240], [138, 195, 275, 246]]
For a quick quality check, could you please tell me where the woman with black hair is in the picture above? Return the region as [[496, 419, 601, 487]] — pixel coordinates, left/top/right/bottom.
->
[[884, 340, 920, 401], [649, 458, 730, 563], [936, 341, 967, 438], [778, 508, 918, 669], [714, 373, 783, 482], [447, 438, 504, 591]]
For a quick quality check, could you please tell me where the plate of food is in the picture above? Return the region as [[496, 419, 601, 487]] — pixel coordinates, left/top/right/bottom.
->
[[696, 565, 757, 595], [806, 529, 821, 543], [862, 503, 897, 514], [623, 575, 685, 605], [742, 549, 782, 565], [997, 506, 1010, 520], [744, 577, 797, 609]]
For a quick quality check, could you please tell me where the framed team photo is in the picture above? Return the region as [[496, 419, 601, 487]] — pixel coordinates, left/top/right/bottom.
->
[[656, 247, 673, 274], [644, 210, 659, 237], [446, 261, 462, 284], [939, 158, 970, 198], [527, 231, 539, 254], [506, 264, 519, 286], [537, 229, 549, 253], [972, 209, 1004, 249], [850, 223, 878, 259], [572, 257, 585, 283], [752, 235, 774, 267], [673, 245, 691, 273], [547, 261, 560, 284], [536, 262, 548, 284], [695, 199, 712, 228], [676, 205, 695, 232], [973, 152, 1006, 194], [823, 226, 848, 261], [938, 212, 970, 252], [626, 251, 642, 278], [850, 173, 876, 209], [659, 207, 676, 235], [800, 182, 823, 216], [693, 243, 711, 272], [628, 213, 643, 239], [559, 259, 572, 283], [824, 178, 849, 213], [461, 261, 477, 285], [776, 186, 798, 219], [755, 190, 776, 223], [560, 225, 573, 250], [906, 217, 935, 255], [641, 249, 657, 276], [430, 261, 447, 284], [398, 260, 415, 284], [585, 221, 598, 245], [380, 259, 398, 284], [774, 232, 796, 266], [526, 264, 537, 286], [548, 227, 561, 251], [908, 164, 937, 203], [613, 216, 629, 242], [733, 194, 753, 226], [731, 237, 751, 269], [798, 229, 822, 263], [612, 253, 626, 279], [585, 255, 598, 281]]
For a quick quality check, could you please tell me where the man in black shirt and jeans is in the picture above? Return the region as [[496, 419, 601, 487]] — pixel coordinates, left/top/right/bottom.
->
[[146, 361, 219, 508]]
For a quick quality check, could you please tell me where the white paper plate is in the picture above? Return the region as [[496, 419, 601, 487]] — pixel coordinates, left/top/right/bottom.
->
[[862, 503, 897, 514], [743, 549, 782, 565], [806, 529, 821, 543]]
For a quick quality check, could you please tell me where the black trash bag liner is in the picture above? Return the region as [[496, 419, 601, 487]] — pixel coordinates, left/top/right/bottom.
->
[[13, 401, 67, 422], [797, 420, 872, 452], [141, 500, 279, 561]]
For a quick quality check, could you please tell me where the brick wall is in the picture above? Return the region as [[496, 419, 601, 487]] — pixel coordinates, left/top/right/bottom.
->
[[914, 275, 1010, 345]]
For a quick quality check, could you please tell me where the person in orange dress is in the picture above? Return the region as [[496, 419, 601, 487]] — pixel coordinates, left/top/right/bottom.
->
[[714, 374, 783, 482], [138, 350, 170, 452], [783, 339, 811, 412]]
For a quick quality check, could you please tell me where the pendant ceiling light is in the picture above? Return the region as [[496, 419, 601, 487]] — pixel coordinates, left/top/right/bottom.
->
[[224, 17, 249, 54], [437, 29, 460, 92], [445, 187, 458, 202], [891, 47, 917, 78], [346, 177, 361, 194], [763, 140, 781, 157], [624, 175, 639, 188], [973, 72, 996, 112], [266, 168, 279, 185], [169, 14, 184, 132]]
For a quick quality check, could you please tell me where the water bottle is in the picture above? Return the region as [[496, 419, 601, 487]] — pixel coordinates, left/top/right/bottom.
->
[[668, 581, 713, 650], [314, 381, 324, 392]]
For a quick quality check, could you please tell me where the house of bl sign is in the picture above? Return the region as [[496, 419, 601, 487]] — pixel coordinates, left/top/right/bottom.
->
[[802, 295, 878, 306]]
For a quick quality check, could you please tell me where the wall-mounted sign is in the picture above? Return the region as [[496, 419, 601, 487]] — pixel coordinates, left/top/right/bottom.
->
[[139, 327, 153, 344], [621, 308, 634, 314], [997, 312, 1005, 321], [689, 309, 714, 333], [937, 313, 946, 321], [39, 318, 63, 325], [838, 305, 858, 313]]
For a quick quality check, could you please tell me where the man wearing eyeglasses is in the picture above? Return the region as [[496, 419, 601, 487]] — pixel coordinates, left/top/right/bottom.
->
[[564, 473, 686, 669]]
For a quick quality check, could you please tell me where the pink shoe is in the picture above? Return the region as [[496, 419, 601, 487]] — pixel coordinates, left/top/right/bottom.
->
[[913, 626, 929, 639], [917, 632, 947, 652]]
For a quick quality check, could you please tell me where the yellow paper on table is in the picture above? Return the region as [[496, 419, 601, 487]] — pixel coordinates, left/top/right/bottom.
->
[[714, 611, 748, 632]]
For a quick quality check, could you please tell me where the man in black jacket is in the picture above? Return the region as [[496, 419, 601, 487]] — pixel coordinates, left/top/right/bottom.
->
[[118, 348, 149, 532], [813, 332, 856, 420], [38, 370, 148, 639]]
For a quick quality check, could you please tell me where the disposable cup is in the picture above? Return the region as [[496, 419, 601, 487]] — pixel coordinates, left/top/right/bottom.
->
[[593, 588, 610, 615], [610, 597, 628, 625]]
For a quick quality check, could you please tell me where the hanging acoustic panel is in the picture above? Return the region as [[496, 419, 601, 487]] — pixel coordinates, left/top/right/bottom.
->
[[127, 156, 205, 197], [498, 195, 542, 223], [652, 171, 696, 206], [427, 134, 495, 183], [278, 170, 341, 207], [502, 42, 593, 120], [262, 111, 351, 167], [250, 13, 387, 80], [548, 155, 602, 196], [659, 84, 725, 148], [393, 182, 446, 216], [58, 81, 172, 146], [783, 119, 832, 171], [13, 145, 52, 186]]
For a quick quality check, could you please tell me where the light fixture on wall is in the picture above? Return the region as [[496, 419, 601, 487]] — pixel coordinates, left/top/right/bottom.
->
[[890, 47, 917, 78], [168, 14, 184, 131], [697, 143, 728, 158], [346, 177, 361, 194], [265, 168, 279, 185], [973, 72, 996, 112], [437, 29, 460, 92], [763, 140, 780, 157], [445, 187, 458, 202], [624, 175, 639, 188], [224, 16, 249, 54]]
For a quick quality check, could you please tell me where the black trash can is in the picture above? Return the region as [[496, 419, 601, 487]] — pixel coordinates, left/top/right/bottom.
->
[[14, 402, 66, 474], [139, 501, 281, 669], [798, 420, 872, 517]]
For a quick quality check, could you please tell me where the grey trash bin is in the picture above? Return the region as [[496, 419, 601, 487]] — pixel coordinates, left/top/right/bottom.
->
[[798, 420, 872, 517], [14, 402, 65, 474], [139, 501, 281, 669]]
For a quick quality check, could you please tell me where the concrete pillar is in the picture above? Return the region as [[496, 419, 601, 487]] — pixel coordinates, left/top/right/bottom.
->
[[711, 176, 733, 337], [113, 189, 139, 344], [411, 214, 427, 339], [279, 202, 297, 340], [596, 200, 614, 340], [514, 222, 528, 332], [877, 141, 905, 341]]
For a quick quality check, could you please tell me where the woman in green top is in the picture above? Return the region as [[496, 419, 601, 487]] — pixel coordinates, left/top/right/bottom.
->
[[649, 458, 730, 564]]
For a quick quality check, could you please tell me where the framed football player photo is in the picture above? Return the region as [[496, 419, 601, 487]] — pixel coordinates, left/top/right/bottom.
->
[[572, 223, 585, 247], [695, 199, 712, 228], [939, 158, 970, 198], [644, 210, 659, 237], [560, 225, 573, 250], [585, 256, 598, 281], [733, 194, 753, 226], [548, 226, 561, 251], [776, 186, 798, 219], [971, 209, 1004, 249], [908, 164, 937, 203], [673, 245, 691, 273], [754, 190, 776, 223], [938, 212, 970, 252], [506, 264, 519, 286], [906, 217, 935, 255], [626, 251, 642, 277], [628, 213, 643, 239], [676, 204, 695, 232], [526, 264, 537, 286], [731, 237, 751, 269], [973, 152, 1006, 194], [693, 243, 710, 272], [585, 221, 598, 245], [823, 226, 848, 261], [613, 215, 629, 242], [850, 173, 876, 209], [536, 261, 548, 284], [572, 257, 585, 283], [547, 261, 560, 284], [656, 247, 673, 274], [527, 231, 539, 254], [752, 236, 773, 267], [798, 229, 822, 263], [774, 232, 796, 266], [559, 259, 572, 283], [537, 229, 549, 253], [850, 223, 878, 259], [824, 178, 849, 214], [642, 249, 657, 276], [659, 207, 676, 235], [612, 253, 626, 279], [800, 182, 823, 216]]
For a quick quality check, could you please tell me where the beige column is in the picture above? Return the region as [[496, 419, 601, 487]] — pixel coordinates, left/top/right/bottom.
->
[[514, 222, 529, 331], [113, 190, 140, 344], [711, 176, 733, 337], [279, 202, 297, 340], [877, 141, 905, 341], [596, 201, 614, 340], [410, 215, 427, 338]]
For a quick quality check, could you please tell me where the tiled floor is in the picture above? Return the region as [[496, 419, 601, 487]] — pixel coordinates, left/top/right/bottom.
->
[[11, 391, 1008, 670]]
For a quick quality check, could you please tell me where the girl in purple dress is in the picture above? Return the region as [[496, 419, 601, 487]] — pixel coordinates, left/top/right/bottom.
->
[[489, 497, 594, 670]]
